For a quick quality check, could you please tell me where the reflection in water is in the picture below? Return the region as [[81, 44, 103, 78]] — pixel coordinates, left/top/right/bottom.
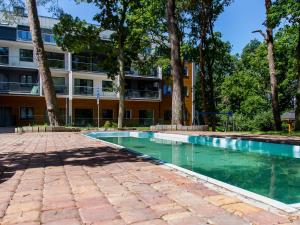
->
[[97, 136, 300, 204]]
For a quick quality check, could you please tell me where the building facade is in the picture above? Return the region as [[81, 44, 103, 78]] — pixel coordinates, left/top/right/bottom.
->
[[0, 13, 195, 127]]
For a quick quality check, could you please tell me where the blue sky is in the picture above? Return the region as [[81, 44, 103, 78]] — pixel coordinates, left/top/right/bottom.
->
[[39, 0, 266, 54]]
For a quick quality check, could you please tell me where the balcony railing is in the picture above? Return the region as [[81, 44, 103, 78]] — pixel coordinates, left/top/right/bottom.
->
[[17, 30, 56, 45], [126, 68, 159, 78], [0, 82, 39, 95], [73, 85, 94, 96], [72, 61, 106, 73], [0, 56, 66, 70], [48, 59, 65, 69], [126, 89, 160, 99], [54, 85, 68, 95], [0, 55, 9, 65]]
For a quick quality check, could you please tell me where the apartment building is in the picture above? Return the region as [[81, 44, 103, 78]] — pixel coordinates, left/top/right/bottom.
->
[[0, 11, 195, 127]]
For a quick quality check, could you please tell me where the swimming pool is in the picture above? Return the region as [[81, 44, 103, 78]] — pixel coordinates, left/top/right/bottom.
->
[[86, 131, 300, 206]]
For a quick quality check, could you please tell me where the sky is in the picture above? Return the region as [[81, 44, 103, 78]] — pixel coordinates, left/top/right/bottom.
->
[[39, 0, 266, 55]]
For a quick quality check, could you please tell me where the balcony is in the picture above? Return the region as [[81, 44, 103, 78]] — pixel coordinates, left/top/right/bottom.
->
[[125, 89, 160, 100], [17, 30, 56, 45], [126, 67, 159, 78], [0, 56, 66, 70], [72, 61, 106, 73], [73, 85, 94, 96], [54, 84, 68, 95], [0, 55, 9, 65], [0, 82, 39, 95], [48, 59, 65, 70]]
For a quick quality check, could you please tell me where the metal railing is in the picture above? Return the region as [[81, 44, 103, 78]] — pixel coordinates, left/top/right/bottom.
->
[[126, 89, 160, 99], [0, 81, 39, 95], [17, 30, 56, 45], [73, 85, 94, 96], [72, 61, 106, 73], [126, 68, 159, 78]]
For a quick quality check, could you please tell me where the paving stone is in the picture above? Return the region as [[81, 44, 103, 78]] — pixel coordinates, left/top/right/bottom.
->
[[42, 218, 82, 225], [120, 207, 159, 224], [76, 196, 109, 208], [79, 205, 119, 223], [150, 203, 187, 217], [2, 210, 40, 224], [204, 194, 241, 206], [245, 210, 290, 225], [41, 208, 79, 224], [222, 202, 262, 217], [162, 211, 207, 225], [6, 201, 41, 214], [132, 219, 168, 225]]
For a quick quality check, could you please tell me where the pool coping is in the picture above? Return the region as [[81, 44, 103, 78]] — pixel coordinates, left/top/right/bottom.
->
[[84, 132, 300, 214]]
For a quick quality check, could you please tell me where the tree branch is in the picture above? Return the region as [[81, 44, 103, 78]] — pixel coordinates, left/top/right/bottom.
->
[[252, 29, 267, 40]]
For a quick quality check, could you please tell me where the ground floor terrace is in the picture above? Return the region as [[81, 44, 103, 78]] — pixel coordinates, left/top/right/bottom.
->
[[0, 132, 299, 225], [0, 95, 192, 127]]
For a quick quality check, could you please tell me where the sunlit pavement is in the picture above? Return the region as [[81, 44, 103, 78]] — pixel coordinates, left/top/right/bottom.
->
[[0, 132, 298, 225]]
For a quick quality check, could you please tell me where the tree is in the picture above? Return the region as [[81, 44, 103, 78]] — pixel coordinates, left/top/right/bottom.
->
[[268, 0, 300, 129], [188, 0, 231, 129], [54, 1, 151, 129], [167, 0, 184, 125], [26, 0, 60, 126], [253, 0, 282, 131]]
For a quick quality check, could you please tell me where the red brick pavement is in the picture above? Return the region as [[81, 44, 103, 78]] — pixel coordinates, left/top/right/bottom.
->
[[0, 132, 299, 225]]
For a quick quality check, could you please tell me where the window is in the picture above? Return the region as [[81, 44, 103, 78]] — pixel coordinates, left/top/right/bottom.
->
[[0, 47, 8, 64], [74, 79, 93, 95], [20, 75, 33, 84], [102, 81, 113, 92], [163, 85, 172, 95], [53, 77, 66, 94], [47, 52, 65, 68], [20, 107, 34, 120], [183, 66, 189, 76], [184, 86, 189, 97], [125, 110, 131, 119], [164, 110, 172, 121], [102, 109, 113, 119], [20, 49, 33, 62]]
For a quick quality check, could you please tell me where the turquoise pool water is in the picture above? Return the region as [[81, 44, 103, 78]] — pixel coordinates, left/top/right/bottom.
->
[[88, 132, 300, 204]]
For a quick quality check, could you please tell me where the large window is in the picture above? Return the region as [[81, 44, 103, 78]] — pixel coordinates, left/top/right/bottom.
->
[[125, 110, 131, 119], [20, 107, 34, 120], [20, 49, 33, 62], [53, 77, 66, 94], [164, 110, 172, 121], [74, 79, 93, 95], [0, 47, 9, 64], [47, 52, 65, 69], [20, 75, 33, 84], [102, 81, 113, 92], [102, 109, 113, 119]]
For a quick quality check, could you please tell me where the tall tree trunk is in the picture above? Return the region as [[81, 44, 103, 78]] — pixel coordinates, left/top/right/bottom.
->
[[167, 0, 184, 125], [295, 26, 300, 130], [265, 0, 282, 131], [26, 0, 59, 126], [117, 46, 125, 129], [199, 24, 209, 126]]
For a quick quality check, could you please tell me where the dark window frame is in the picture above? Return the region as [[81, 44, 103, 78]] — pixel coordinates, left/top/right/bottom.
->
[[20, 107, 34, 120], [20, 49, 33, 62]]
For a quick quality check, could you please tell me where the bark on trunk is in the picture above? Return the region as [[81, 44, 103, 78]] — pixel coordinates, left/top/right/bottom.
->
[[26, 0, 59, 126], [295, 26, 300, 130], [199, 31, 210, 126], [117, 47, 125, 129], [265, 0, 282, 131], [167, 0, 184, 125]]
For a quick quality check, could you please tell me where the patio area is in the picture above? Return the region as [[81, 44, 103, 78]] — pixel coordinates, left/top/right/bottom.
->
[[0, 132, 299, 225]]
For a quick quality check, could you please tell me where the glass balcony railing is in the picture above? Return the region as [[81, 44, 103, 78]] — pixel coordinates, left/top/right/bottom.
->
[[54, 85, 68, 95], [72, 61, 106, 73], [0, 55, 9, 65], [73, 86, 94, 96], [17, 30, 56, 45], [125, 89, 159, 99], [48, 59, 65, 69], [126, 67, 159, 78], [0, 82, 39, 95]]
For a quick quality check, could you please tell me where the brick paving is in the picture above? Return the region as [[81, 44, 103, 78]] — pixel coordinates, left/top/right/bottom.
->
[[0, 132, 299, 225]]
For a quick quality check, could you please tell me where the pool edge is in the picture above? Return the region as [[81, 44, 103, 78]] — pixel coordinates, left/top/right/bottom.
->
[[83, 132, 299, 214]]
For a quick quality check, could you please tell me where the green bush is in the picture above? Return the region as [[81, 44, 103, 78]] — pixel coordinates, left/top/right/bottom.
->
[[103, 121, 117, 129]]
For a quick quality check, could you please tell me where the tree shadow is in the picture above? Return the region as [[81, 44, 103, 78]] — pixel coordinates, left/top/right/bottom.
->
[[0, 146, 158, 184]]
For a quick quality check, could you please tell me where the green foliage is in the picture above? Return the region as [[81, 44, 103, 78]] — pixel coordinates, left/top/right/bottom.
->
[[103, 121, 117, 129]]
